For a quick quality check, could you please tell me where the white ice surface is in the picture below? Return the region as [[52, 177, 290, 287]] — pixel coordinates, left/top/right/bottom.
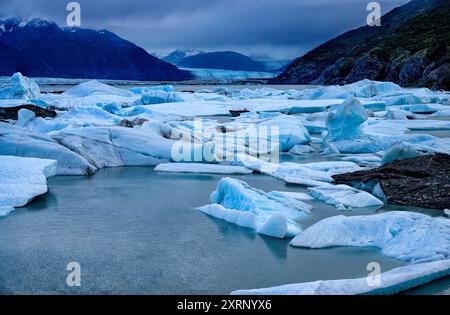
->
[[0, 155, 57, 208], [308, 184, 384, 210], [231, 259, 450, 295], [291, 211, 450, 263], [154, 163, 253, 174]]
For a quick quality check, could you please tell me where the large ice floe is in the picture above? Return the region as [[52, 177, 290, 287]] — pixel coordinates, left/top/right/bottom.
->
[[0, 155, 56, 210], [291, 211, 450, 264], [231, 260, 450, 295], [198, 178, 311, 238]]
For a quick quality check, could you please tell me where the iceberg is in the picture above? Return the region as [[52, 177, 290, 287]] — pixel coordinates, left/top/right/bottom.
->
[[0, 72, 40, 100], [199, 177, 311, 238], [231, 260, 450, 295], [0, 155, 57, 208], [380, 142, 436, 165], [138, 90, 183, 105], [0, 122, 96, 175], [154, 163, 253, 175], [291, 211, 450, 263], [62, 80, 134, 98], [235, 154, 361, 187], [257, 115, 311, 152], [323, 97, 368, 143], [308, 184, 384, 210], [51, 126, 175, 169]]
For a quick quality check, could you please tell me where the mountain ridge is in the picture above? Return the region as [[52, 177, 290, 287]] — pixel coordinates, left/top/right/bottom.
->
[[0, 18, 192, 81], [272, 0, 449, 90]]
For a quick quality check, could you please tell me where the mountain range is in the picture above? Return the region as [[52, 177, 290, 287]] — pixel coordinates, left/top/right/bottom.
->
[[272, 0, 449, 90], [0, 18, 191, 81], [160, 49, 288, 72]]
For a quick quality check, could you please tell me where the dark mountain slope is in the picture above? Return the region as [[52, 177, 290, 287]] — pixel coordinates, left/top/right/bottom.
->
[[0, 18, 191, 81], [272, 0, 449, 90], [178, 51, 267, 71]]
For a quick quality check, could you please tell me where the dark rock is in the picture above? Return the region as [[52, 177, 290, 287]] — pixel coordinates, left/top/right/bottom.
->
[[229, 109, 250, 117], [344, 54, 384, 83], [399, 55, 429, 86], [424, 63, 450, 90], [333, 153, 450, 210], [312, 57, 349, 85], [119, 118, 148, 128], [0, 104, 57, 120]]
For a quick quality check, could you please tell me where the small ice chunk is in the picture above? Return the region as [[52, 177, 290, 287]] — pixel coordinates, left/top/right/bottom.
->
[[0, 206, 14, 217], [16, 108, 36, 127], [289, 144, 316, 155], [154, 163, 253, 175], [381, 142, 435, 165], [308, 184, 384, 209]]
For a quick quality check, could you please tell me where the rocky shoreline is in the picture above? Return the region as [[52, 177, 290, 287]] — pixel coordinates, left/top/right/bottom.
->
[[333, 153, 450, 210]]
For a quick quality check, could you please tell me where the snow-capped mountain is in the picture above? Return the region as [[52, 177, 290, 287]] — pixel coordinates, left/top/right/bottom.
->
[[178, 51, 268, 72], [0, 18, 192, 81], [162, 49, 205, 65]]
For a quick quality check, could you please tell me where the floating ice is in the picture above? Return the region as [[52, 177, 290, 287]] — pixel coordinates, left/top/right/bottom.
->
[[62, 80, 134, 98], [231, 260, 450, 295], [0, 155, 57, 209], [308, 184, 384, 210], [155, 163, 253, 175], [256, 115, 311, 151], [0, 72, 40, 100], [0, 122, 95, 175], [323, 97, 367, 145], [199, 177, 311, 238], [289, 144, 316, 155], [51, 126, 175, 170], [291, 211, 450, 263], [381, 142, 436, 165], [235, 154, 361, 187], [0, 207, 15, 217]]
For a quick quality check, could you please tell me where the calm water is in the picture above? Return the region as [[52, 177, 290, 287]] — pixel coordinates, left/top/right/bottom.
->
[[0, 167, 409, 295]]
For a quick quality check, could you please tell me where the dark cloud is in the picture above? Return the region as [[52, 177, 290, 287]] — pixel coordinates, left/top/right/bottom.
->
[[0, 0, 410, 58]]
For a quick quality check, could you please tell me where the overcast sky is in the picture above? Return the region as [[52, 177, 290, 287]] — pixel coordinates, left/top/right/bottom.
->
[[0, 0, 409, 59]]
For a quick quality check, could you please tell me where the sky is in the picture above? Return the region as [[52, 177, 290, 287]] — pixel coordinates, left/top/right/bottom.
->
[[0, 0, 410, 59]]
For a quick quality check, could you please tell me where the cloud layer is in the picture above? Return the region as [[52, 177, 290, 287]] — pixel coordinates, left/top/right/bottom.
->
[[0, 0, 409, 58]]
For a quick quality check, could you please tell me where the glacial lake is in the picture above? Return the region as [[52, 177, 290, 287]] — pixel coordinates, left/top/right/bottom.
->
[[0, 166, 449, 295]]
